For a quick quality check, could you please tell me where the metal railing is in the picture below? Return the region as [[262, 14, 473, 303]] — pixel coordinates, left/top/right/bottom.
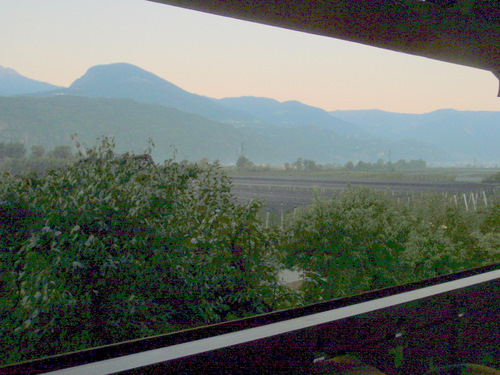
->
[[1, 263, 499, 374]]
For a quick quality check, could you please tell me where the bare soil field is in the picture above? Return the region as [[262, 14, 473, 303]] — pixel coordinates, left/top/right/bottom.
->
[[231, 175, 499, 212]]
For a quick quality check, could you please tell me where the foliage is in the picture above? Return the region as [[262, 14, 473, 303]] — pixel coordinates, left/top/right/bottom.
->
[[30, 145, 45, 158], [282, 187, 407, 302], [281, 158, 426, 172], [0, 143, 76, 176], [49, 145, 72, 159], [0, 137, 286, 364], [282, 186, 499, 303], [347, 158, 426, 171], [235, 155, 273, 172], [483, 171, 500, 183], [236, 155, 254, 171], [1, 137, 498, 366], [0, 142, 26, 160]]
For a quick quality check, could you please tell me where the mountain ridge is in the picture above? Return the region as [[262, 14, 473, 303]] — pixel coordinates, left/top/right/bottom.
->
[[0, 95, 450, 164], [1, 62, 498, 164], [37, 63, 257, 125], [217, 96, 369, 137], [0, 65, 62, 96], [332, 109, 500, 162]]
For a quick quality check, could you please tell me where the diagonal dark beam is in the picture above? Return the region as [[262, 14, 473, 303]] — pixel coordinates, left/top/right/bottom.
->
[[148, 0, 500, 96]]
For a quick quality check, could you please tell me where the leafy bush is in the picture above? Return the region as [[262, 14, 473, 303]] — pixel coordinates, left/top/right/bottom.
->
[[282, 187, 410, 302], [282, 186, 499, 303], [0, 138, 286, 364], [1, 139, 498, 365]]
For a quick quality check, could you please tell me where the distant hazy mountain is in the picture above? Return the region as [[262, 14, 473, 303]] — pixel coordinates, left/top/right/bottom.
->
[[218, 96, 368, 138], [248, 124, 450, 164], [0, 95, 250, 163], [41, 63, 255, 124], [330, 110, 421, 139], [332, 109, 500, 163], [0, 96, 449, 164], [4, 62, 496, 164], [0, 66, 61, 96]]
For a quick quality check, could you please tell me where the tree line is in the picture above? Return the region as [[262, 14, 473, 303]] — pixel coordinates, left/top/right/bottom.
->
[[284, 157, 426, 172], [0, 142, 75, 176], [236, 155, 426, 172]]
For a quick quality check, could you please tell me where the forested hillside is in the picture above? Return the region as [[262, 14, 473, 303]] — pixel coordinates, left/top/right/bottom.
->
[[0, 95, 450, 165], [332, 109, 500, 163], [0, 95, 248, 164]]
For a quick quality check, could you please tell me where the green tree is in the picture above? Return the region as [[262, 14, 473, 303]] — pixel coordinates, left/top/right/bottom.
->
[[283, 186, 408, 302], [393, 159, 407, 170], [292, 157, 303, 171], [344, 161, 354, 171], [282, 185, 499, 303], [408, 159, 426, 169], [0, 142, 26, 159], [355, 160, 370, 170], [0, 138, 287, 364], [303, 159, 319, 172], [236, 155, 254, 171], [50, 145, 72, 159], [30, 145, 45, 158]]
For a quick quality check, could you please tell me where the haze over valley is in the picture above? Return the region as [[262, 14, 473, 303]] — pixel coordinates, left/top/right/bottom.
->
[[1, 63, 499, 166]]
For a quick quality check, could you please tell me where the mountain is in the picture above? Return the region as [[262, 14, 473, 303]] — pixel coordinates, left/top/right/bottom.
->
[[330, 110, 422, 139], [0, 95, 250, 163], [41, 63, 255, 124], [331, 109, 500, 163], [0, 96, 449, 165], [0, 66, 61, 96], [3, 62, 496, 164], [247, 125, 450, 164], [217, 96, 368, 137]]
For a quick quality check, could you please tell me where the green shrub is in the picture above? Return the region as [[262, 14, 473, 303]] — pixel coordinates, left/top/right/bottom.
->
[[282, 186, 499, 303], [0, 138, 286, 364]]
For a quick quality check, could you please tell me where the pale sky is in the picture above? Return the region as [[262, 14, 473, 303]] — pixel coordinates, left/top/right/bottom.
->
[[1, 0, 499, 113]]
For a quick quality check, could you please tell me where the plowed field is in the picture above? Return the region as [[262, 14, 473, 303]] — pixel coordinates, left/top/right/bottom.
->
[[231, 175, 498, 212]]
